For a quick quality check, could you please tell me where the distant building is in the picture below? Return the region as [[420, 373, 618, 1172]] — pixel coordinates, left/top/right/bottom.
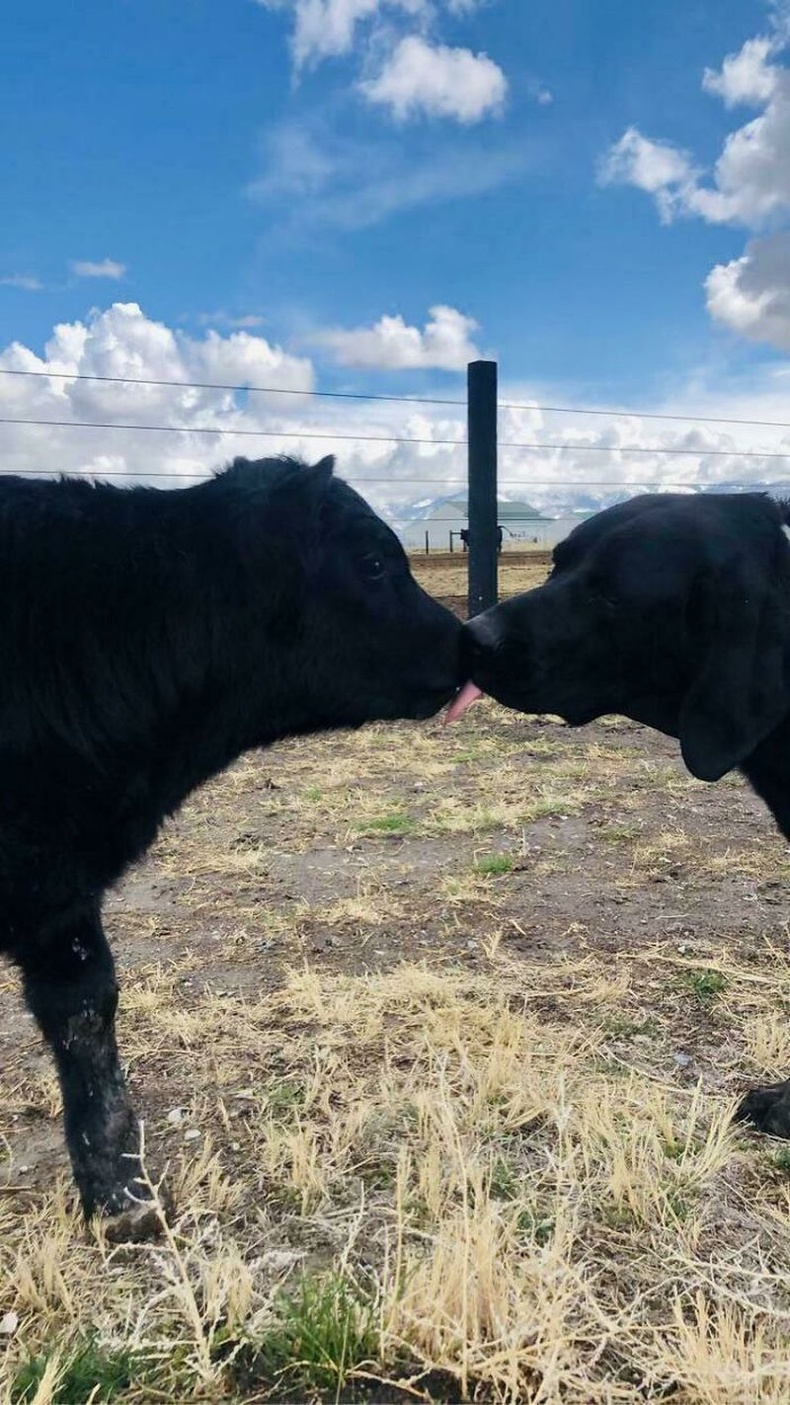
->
[[399, 494, 552, 551]]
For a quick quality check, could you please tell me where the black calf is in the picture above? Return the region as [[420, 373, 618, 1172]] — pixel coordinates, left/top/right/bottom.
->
[[0, 455, 461, 1232]]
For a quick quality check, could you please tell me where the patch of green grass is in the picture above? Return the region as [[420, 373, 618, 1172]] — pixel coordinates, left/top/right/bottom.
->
[[263, 1078, 305, 1119], [681, 968, 729, 1007], [601, 823, 641, 843], [355, 812, 416, 837], [516, 1208, 555, 1245], [473, 854, 514, 877], [661, 1136, 684, 1162], [247, 1270, 378, 1397], [453, 746, 486, 764], [12, 1340, 140, 1404], [664, 1187, 694, 1223], [303, 785, 324, 802], [360, 1157, 398, 1191], [773, 1147, 790, 1173], [488, 1153, 520, 1200]]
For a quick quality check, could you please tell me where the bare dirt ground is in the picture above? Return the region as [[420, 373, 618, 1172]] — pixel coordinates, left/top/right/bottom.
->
[[2, 555, 790, 1402]]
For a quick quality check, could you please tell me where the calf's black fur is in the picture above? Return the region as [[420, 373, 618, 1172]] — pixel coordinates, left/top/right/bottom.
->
[[463, 491, 790, 1136], [0, 455, 461, 1234]]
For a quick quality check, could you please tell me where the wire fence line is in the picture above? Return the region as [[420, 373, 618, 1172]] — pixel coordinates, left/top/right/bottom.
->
[[0, 366, 466, 409], [0, 416, 466, 448], [4, 365, 790, 431], [2, 415, 790, 463], [2, 464, 778, 488], [2, 363, 790, 509]]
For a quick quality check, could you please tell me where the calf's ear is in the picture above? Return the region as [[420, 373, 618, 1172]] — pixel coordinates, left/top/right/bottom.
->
[[679, 569, 789, 782], [268, 455, 335, 511]]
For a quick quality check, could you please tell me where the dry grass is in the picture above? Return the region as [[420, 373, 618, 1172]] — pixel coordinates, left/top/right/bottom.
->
[[3, 944, 790, 1402], [2, 594, 790, 1400]]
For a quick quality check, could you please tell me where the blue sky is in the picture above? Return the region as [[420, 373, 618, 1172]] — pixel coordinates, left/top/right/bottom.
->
[[3, 0, 790, 513]]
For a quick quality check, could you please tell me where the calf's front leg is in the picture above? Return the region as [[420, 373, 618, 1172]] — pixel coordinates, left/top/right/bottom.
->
[[18, 908, 162, 1239]]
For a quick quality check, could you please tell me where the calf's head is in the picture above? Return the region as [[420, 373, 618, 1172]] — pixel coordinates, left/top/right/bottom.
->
[[462, 493, 790, 782], [220, 456, 462, 732]]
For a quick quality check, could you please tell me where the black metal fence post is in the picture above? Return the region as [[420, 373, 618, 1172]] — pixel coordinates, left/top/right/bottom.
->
[[467, 360, 498, 617]]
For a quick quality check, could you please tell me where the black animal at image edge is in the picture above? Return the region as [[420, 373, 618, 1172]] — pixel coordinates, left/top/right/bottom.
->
[[461, 490, 790, 1138], [0, 455, 462, 1238]]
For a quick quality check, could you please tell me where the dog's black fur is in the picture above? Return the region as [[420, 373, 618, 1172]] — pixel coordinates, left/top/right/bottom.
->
[[0, 455, 461, 1233], [463, 491, 790, 1136]]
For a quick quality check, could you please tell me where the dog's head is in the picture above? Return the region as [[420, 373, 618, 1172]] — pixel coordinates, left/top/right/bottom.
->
[[462, 493, 790, 781]]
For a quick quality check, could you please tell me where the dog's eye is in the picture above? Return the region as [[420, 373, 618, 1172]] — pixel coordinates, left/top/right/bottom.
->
[[358, 553, 387, 582]]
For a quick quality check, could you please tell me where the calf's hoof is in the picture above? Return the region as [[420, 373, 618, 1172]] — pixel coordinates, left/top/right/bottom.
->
[[102, 1199, 164, 1244], [735, 1080, 790, 1139], [86, 1179, 174, 1244]]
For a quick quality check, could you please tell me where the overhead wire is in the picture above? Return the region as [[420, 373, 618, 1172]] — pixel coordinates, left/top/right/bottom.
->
[[4, 364, 790, 430], [2, 414, 790, 465]]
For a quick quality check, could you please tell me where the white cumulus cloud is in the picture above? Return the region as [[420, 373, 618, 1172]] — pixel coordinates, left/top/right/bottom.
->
[[254, 0, 502, 127], [600, 17, 790, 356], [313, 304, 482, 369], [706, 233, 790, 349], [599, 127, 700, 223], [6, 303, 790, 525], [256, 0, 426, 69], [702, 36, 778, 107], [601, 29, 790, 229], [0, 303, 314, 485], [360, 35, 507, 123]]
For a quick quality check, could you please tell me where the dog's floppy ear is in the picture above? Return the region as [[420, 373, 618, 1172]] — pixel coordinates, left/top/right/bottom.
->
[[679, 545, 790, 782]]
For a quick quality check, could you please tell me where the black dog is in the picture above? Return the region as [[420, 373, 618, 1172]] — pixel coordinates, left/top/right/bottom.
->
[[0, 455, 461, 1234], [459, 491, 790, 1137]]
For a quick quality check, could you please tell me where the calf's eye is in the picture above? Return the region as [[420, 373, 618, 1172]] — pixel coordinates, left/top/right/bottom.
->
[[359, 553, 387, 582]]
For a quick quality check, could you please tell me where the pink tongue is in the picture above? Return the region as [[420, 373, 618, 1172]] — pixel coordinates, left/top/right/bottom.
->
[[444, 681, 483, 725]]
